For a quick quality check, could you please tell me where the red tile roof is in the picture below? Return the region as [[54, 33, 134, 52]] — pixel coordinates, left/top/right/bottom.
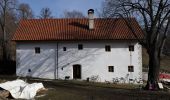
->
[[12, 18, 144, 41]]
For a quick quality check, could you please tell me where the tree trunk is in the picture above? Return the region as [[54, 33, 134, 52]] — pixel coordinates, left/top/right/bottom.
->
[[2, 42, 8, 62], [145, 49, 160, 90]]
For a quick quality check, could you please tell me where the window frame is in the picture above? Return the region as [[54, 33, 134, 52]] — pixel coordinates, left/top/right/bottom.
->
[[108, 66, 114, 72], [105, 45, 111, 52], [128, 66, 134, 72], [35, 47, 40, 54], [63, 47, 67, 51], [129, 45, 134, 51], [78, 44, 83, 50]]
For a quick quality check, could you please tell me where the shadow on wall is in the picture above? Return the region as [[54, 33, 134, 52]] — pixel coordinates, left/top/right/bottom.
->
[[17, 42, 132, 79], [58, 47, 102, 69], [58, 42, 131, 70], [0, 60, 16, 75], [58, 47, 103, 80], [17, 49, 55, 78]]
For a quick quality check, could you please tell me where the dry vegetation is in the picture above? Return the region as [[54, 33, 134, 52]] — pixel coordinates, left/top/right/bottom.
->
[[142, 48, 170, 73], [33, 80, 170, 100]]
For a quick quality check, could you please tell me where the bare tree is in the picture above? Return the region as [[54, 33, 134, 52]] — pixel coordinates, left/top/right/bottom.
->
[[0, 0, 17, 61], [63, 10, 85, 18], [17, 3, 34, 19], [98, 0, 120, 18], [101, 0, 170, 90], [39, 7, 53, 19]]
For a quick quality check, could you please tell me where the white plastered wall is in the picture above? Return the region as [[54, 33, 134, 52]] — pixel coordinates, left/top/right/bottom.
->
[[16, 42, 56, 79], [57, 41, 142, 82], [16, 41, 142, 83]]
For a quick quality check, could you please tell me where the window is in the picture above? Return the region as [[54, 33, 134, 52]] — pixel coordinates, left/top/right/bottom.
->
[[63, 47, 67, 51], [78, 44, 83, 50], [128, 66, 134, 72], [108, 66, 114, 72], [105, 45, 111, 52], [129, 45, 134, 51], [35, 47, 40, 54]]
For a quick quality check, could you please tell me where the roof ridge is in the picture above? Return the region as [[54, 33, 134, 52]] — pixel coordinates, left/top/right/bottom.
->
[[19, 17, 136, 21]]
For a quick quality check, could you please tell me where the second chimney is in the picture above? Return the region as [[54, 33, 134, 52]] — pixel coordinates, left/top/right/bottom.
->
[[88, 9, 94, 30]]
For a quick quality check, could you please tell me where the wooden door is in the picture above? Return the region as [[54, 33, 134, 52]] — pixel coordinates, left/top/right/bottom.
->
[[73, 65, 81, 79]]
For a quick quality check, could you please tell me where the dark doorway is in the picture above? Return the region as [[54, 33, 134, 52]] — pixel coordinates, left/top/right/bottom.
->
[[73, 64, 81, 79]]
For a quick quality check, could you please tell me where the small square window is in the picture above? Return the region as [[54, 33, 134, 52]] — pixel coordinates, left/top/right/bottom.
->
[[128, 66, 134, 72], [129, 45, 134, 51], [63, 47, 67, 51], [35, 47, 40, 54], [108, 66, 114, 72], [78, 44, 83, 50], [105, 45, 111, 52]]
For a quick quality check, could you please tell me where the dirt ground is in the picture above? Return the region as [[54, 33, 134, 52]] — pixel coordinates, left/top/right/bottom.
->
[[0, 76, 170, 100], [36, 81, 170, 100]]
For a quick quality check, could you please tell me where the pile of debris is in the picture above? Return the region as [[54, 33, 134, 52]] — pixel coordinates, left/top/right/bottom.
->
[[159, 73, 170, 90], [160, 73, 170, 83], [0, 79, 47, 99]]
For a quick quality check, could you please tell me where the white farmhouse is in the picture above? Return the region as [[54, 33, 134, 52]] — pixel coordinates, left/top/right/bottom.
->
[[12, 9, 144, 83]]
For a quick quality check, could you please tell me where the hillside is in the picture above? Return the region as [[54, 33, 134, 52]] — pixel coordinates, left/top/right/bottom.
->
[[142, 48, 170, 73]]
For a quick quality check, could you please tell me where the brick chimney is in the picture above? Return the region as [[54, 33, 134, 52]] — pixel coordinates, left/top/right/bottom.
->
[[88, 9, 94, 30]]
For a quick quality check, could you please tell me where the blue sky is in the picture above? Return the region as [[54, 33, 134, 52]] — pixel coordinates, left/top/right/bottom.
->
[[19, 0, 103, 18]]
